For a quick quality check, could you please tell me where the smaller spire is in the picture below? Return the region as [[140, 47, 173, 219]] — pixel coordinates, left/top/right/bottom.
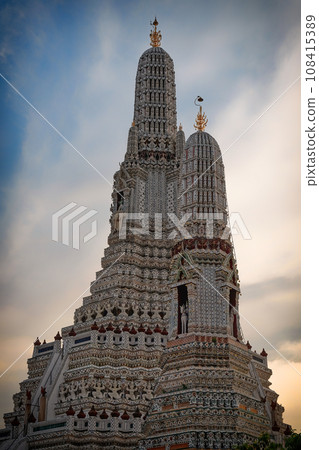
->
[[100, 409, 109, 419], [34, 337, 41, 346], [66, 405, 75, 416], [133, 407, 142, 418], [121, 410, 130, 420], [54, 331, 62, 341], [106, 322, 114, 331], [194, 96, 208, 132], [150, 17, 162, 47], [88, 405, 97, 417], [77, 408, 86, 419], [111, 407, 120, 417], [122, 323, 130, 332]]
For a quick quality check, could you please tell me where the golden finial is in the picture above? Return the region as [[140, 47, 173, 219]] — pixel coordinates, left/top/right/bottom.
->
[[132, 120, 135, 127], [179, 123, 183, 131], [150, 17, 162, 47], [194, 96, 208, 131]]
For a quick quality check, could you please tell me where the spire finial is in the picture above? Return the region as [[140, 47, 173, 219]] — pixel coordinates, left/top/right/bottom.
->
[[150, 17, 162, 47], [194, 96, 208, 132]]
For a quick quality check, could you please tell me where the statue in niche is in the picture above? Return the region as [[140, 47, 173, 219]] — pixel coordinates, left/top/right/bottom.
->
[[180, 303, 189, 334], [112, 202, 124, 233], [178, 284, 189, 334]]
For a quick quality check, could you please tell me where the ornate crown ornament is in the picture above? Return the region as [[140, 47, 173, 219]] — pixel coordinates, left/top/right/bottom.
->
[[194, 105, 208, 131], [150, 17, 162, 47]]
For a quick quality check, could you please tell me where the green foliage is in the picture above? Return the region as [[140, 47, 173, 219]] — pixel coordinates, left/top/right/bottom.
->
[[285, 432, 301, 450], [234, 433, 284, 450], [234, 431, 301, 450], [234, 444, 253, 450]]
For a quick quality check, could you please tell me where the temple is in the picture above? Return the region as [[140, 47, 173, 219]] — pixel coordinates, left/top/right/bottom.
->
[[0, 19, 291, 450]]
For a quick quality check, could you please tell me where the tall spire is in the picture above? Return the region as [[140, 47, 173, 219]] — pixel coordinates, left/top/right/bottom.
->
[[133, 21, 177, 154], [150, 17, 162, 47]]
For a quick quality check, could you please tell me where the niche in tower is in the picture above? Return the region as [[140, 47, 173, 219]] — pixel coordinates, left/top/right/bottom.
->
[[177, 284, 189, 334], [229, 289, 238, 339]]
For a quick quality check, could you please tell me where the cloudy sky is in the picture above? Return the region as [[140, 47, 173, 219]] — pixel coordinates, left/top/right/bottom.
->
[[0, 0, 300, 431]]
